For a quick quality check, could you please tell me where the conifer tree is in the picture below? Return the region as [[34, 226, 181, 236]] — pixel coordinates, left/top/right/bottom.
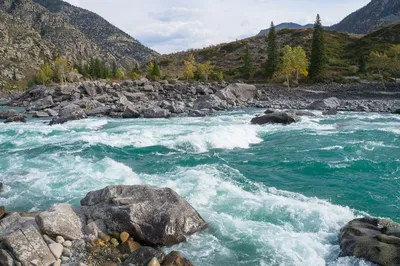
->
[[242, 45, 254, 80], [358, 55, 367, 74], [309, 14, 327, 80], [265, 22, 279, 79]]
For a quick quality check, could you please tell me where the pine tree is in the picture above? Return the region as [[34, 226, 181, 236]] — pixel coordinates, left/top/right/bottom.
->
[[111, 61, 117, 78], [242, 45, 254, 80], [309, 14, 327, 80], [358, 55, 367, 74], [153, 62, 161, 79], [265, 22, 279, 79]]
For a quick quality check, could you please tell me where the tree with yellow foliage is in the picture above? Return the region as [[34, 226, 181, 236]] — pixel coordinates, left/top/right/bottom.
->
[[36, 63, 54, 85], [196, 61, 214, 81], [281, 46, 295, 87], [368, 51, 391, 82], [184, 54, 196, 81], [292, 46, 308, 82]]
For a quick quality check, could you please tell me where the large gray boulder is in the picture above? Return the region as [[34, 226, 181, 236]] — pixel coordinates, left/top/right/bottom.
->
[[0, 109, 17, 119], [0, 219, 56, 266], [392, 103, 400, 114], [80, 185, 207, 246], [142, 107, 170, 119], [123, 106, 140, 119], [194, 95, 228, 110], [215, 83, 257, 104], [50, 104, 87, 125], [308, 97, 340, 110], [28, 95, 54, 111], [340, 217, 400, 266], [251, 112, 297, 125], [35, 204, 83, 240], [86, 106, 111, 117]]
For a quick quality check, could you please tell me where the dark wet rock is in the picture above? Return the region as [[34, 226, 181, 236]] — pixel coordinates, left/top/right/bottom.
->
[[0, 249, 15, 266], [33, 111, 50, 118], [293, 110, 316, 117], [392, 103, 400, 114], [123, 106, 140, 119], [322, 109, 338, 115], [308, 97, 340, 110], [80, 185, 207, 246], [86, 106, 111, 117], [251, 112, 297, 125], [121, 247, 165, 266], [35, 204, 84, 240], [0, 109, 17, 119], [142, 107, 170, 119], [189, 110, 207, 117], [340, 217, 400, 266], [28, 95, 54, 111], [50, 104, 87, 125], [264, 109, 276, 114], [162, 251, 194, 266], [4, 114, 27, 123]]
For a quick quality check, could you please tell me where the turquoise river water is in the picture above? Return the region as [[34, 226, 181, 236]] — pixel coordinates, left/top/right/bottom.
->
[[0, 108, 399, 266]]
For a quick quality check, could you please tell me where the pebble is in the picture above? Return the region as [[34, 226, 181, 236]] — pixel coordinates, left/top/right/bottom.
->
[[62, 248, 72, 257], [110, 238, 119, 247], [48, 243, 63, 259], [56, 236, 65, 244], [61, 256, 70, 262], [147, 258, 161, 266], [53, 259, 61, 266], [98, 232, 111, 242], [63, 240, 72, 247], [120, 232, 129, 243]]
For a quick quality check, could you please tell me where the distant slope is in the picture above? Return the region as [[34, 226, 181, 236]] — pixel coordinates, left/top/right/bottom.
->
[[0, 0, 158, 89], [331, 0, 400, 34], [258, 22, 314, 35]]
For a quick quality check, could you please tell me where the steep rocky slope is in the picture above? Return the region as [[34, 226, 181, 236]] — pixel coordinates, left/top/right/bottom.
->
[[331, 0, 400, 34], [0, 0, 158, 89], [258, 22, 314, 36]]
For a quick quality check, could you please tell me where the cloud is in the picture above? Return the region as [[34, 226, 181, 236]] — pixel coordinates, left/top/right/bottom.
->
[[64, 0, 371, 54]]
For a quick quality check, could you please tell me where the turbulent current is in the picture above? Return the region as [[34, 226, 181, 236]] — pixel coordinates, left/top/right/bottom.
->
[[0, 108, 399, 266]]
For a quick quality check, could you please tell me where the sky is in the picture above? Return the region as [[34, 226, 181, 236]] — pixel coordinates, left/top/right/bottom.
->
[[64, 0, 370, 54]]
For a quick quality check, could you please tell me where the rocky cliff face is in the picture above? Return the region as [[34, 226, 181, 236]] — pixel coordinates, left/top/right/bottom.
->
[[331, 0, 400, 34], [0, 0, 158, 89]]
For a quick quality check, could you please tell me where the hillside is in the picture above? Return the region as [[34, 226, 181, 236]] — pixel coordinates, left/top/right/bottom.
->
[[258, 23, 314, 36], [0, 0, 158, 89], [331, 0, 400, 34], [155, 22, 400, 81]]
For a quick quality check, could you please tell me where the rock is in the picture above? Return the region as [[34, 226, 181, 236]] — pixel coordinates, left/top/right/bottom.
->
[[50, 104, 87, 125], [294, 110, 316, 117], [0, 249, 15, 266], [194, 95, 228, 110], [62, 248, 72, 257], [188, 110, 207, 117], [122, 247, 165, 266], [54, 259, 61, 266], [142, 107, 170, 119], [135, 78, 150, 86], [119, 239, 141, 254], [0, 206, 5, 219], [35, 204, 83, 240], [391, 103, 400, 114], [55, 86, 75, 96], [56, 236, 65, 244], [98, 232, 111, 242], [43, 234, 56, 245], [82, 83, 97, 97], [85, 220, 107, 238], [120, 232, 130, 243], [80, 185, 207, 246], [124, 92, 147, 102], [340, 217, 400, 266], [322, 109, 338, 115], [32, 111, 50, 118], [143, 85, 154, 92], [148, 258, 161, 266], [122, 106, 140, 119], [0, 109, 17, 119], [215, 83, 257, 103], [63, 241, 72, 247], [110, 238, 119, 247], [49, 243, 63, 259], [86, 106, 111, 117], [46, 109, 58, 117], [308, 97, 340, 110], [0, 221, 56, 265], [162, 251, 194, 266], [4, 114, 27, 123], [251, 112, 297, 125], [28, 95, 54, 111], [66, 72, 82, 83]]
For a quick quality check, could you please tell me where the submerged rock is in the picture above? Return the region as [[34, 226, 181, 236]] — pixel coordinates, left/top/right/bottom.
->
[[322, 109, 338, 115], [251, 112, 297, 125], [4, 114, 27, 123], [80, 185, 207, 246], [0, 109, 17, 119], [340, 217, 400, 266]]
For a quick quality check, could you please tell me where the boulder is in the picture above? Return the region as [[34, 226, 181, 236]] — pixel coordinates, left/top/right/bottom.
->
[[121, 247, 165, 266], [55, 86, 75, 96], [86, 106, 111, 117], [48, 243, 63, 259], [35, 204, 83, 240], [135, 78, 150, 86], [45, 109, 58, 117], [0, 221, 56, 266], [82, 83, 97, 98], [85, 219, 107, 238], [144, 85, 154, 92], [194, 95, 228, 110], [340, 217, 400, 266], [392, 103, 400, 114], [66, 72, 82, 83], [0, 249, 15, 266], [0, 109, 17, 119], [80, 185, 207, 246], [4, 114, 27, 123], [28, 95, 54, 111], [162, 251, 194, 266], [50, 104, 87, 125], [119, 239, 141, 254], [215, 83, 257, 103], [32, 111, 50, 118], [142, 107, 170, 119], [251, 112, 297, 125], [308, 97, 340, 110], [124, 92, 147, 102], [123, 106, 140, 119]]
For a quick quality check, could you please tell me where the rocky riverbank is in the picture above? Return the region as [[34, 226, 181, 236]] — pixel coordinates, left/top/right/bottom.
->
[[0, 185, 204, 266], [0, 80, 399, 124]]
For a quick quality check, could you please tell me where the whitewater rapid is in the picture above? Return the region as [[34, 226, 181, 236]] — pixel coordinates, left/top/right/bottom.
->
[[1, 109, 399, 265]]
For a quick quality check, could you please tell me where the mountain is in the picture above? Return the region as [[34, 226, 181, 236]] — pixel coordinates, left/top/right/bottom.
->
[[257, 23, 314, 35], [0, 0, 158, 89], [331, 0, 400, 34]]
